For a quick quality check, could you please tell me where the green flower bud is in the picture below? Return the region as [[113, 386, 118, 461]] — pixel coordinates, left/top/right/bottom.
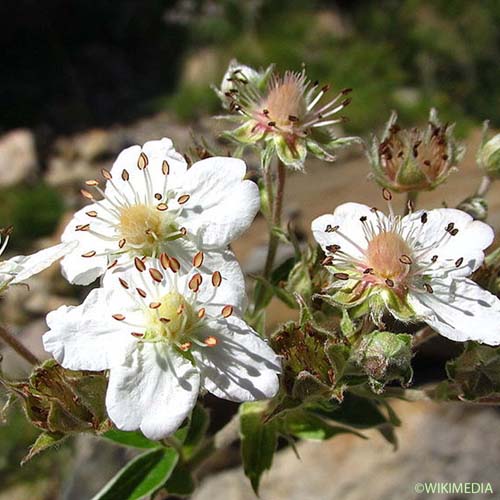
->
[[477, 126, 500, 179], [456, 195, 488, 221], [368, 109, 465, 192], [352, 331, 413, 391]]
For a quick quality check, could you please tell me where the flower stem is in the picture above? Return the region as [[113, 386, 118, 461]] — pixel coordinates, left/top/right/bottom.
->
[[0, 325, 40, 366], [475, 175, 492, 197], [412, 326, 437, 349], [404, 191, 418, 215], [263, 160, 286, 279]]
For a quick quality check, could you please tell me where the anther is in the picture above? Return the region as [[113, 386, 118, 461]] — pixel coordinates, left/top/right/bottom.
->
[[198, 308, 206, 319], [154, 193, 162, 200], [149, 302, 161, 309], [149, 268, 164, 283], [450, 228, 459, 236], [455, 257, 464, 267], [180, 227, 187, 236], [333, 272, 349, 281], [189, 273, 203, 292], [212, 271, 222, 287], [385, 278, 394, 288], [424, 283, 434, 293], [321, 256, 334, 265], [85, 179, 99, 186], [446, 222, 455, 233], [193, 251, 204, 268], [136, 288, 147, 298], [112, 314, 126, 321], [288, 115, 299, 122], [363, 268, 374, 274], [162, 160, 170, 175], [382, 188, 392, 201], [134, 256, 146, 272], [81, 250, 96, 258], [399, 254, 412, 265], [131, 332, 144, 338], [325, 224, 339, 233], [169, 257, 180, 273], [267, 121, 276, 127], [222, 305, 233, 318], [107, 259, 118, 270], [159, 317, 170, 324], [156, 203, 168, 211], [101, 168, 112, 180], [179, 342, 192, 351], [204, 336, 218, 347], [86, 210, 97, 217], [159, 253, 170, 270], [76, 224, 90, 232], [118, 238, 126, 248], [137, 152, 148, 170], [80, 189, 94, 200], [121, 169, 130, 181], [360, 216, 367, 222], [431, 255, 438, 263], [178, 194, 190, 205], [326, 244, 340, 253], [119, 278, 129, 289]]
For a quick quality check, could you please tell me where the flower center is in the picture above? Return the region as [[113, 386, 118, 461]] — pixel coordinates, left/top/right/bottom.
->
[[263, 76, 306, 127], [147, 291, 198, 343], [119, 204, 176, 253], [366, 231, 412, 281]]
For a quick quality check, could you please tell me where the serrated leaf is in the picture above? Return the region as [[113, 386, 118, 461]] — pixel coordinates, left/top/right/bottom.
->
[[92, 448, 178, 500], [239, 402, 277, 495], [103, 429, 161, 449]]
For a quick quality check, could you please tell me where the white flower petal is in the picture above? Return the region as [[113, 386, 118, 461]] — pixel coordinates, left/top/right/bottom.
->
[[192, 316, 281, 402], [403, 208, 494, 276], [105, 342, 200, 440], [43, 287, 136, 371], [5, 241, 76, 284], [179, 157, 260, 248], [409, 278, 500, 345], [312, 202, 387, 259]]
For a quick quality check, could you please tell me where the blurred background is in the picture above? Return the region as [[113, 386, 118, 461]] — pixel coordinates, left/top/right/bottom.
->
[[1, 1, 500, 498]]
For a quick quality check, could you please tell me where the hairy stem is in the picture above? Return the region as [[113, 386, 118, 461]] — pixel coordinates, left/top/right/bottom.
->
[[475, 175, 492, 197], [0, 325, 40, 366], [404, 191, 418, 215], [263, 161, 286, 279]]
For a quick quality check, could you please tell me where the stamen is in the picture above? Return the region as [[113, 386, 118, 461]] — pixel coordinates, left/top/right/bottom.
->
[[169, 257, 180, 273], [197, 308, 206, 319], [193, 251, 204, 268], [421, 212, 428, 224], [385, 278, 394, 287], [131, 332, 144, 338], [455, 257, 464, 267], [81, 250, 96, 258], [80, 189, 94, 200], [101, 168, 112, 180], [119, 238, 126, 249], [179, 342, 192, 351], [156, 203, 168, 211], [221, 305, 233, 318], [136, 288, 147, 298], [134, 256, 146, 272], [149, 268, 164, 283], [162, 160, 170, 175], [423, 283, 434, 293], [121, 169, 130, 181], [149, 302, 161, 309], [399, 254, 412, 265], [212, 271, 222, 287], [137, 152, 148, 170], [178, 194, 190, 205], [107, 259, 118, 270], [333, 272, 350, 281], [112, 314, 125, 321], [204, 336, 218, 347], [159, 253, 170, 270], [86, 210, 98, 217], [119, 278, 129, 289], [188, 273, 203, 292]]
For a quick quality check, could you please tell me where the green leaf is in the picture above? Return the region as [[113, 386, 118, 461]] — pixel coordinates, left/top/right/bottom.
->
[[239, 402, 277, 495], [284, 410, 366, 441], [92, 448, 178, 500], [22, 431, 66, 465], [103, 429, 161, 449], [183, 404, 210, 459]]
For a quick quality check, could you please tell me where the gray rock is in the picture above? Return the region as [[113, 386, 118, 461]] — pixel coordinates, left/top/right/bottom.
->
[[0, 129, 38, 186]]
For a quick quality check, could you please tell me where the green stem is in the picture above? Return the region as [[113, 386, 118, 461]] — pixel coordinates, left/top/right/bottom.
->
[[0, 325, 40, 366], [404, 191, 418, 215], [263, 161, 286, 279]]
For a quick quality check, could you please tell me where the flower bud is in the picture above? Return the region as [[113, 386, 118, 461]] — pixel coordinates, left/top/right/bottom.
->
[[456, 195, 488, 221], [368, 109, 465, 192], [352, 331, 413, 392], [477, 126, 500, 179]]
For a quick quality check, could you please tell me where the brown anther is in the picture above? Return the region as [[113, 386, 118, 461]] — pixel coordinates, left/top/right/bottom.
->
[[288, 115, 299, 122], [85, 179, 99, 186], [197, 308, 206, 319], [118, 278, 129, 289], [267, 121, 276, 127], [118, 238, 126, 248], [325, 224, 338, 233], [81, 250, 96, 258], [162, 160, 170, 175], [121, 169, 130, 181], [321, 84, 331, 93], [131, 332, 144, 338], [455, 257, 464, 268], [177, 304, 185, 315], [385, 278, 394, 288], [431, 255, 438, 263], [446, 222, 455, 233], [134, 256, 146, 272], [179, 342, 192, 352], [399, 254, 412, 265], [341, 97, 352, 107], [107, 259, 118, 270], [86, 210, 98, 217], [263, 108, 269, 115], [341, 87, 353, 95], [420, 212, 428, 224], [178, 194, 190, 205], [363, 267, 374, 274], [204, 336, 218, 347], [212, 271, 222, 287], [76, 224, 90, 232], [137, 152, 149, 170], [159, 252, 170, 270], [180, 227, 187, 236], [112, 314, 126, 321], [321, 256, 334, 266], [221, 305, 233, 318], [188, 273, 203, 292], [169, 257, 180, 273], [149, 302, 161, 309], [360, 216, 367, 222], [382, 188, 393, 201], [136, 288, 147, 298], [149, 268, 164, 283], [333, 272, 349, 281], [424, 283, 434, 294], [154, 193, 162, 200], [156, 203, 168, 211], [193, 251, 204, 268], [450, 228, 459, 236], [101, 168, 112, 180], [159, 317, 171, 324], [326, 244, 341, 253], [80, 189, 94, 200]]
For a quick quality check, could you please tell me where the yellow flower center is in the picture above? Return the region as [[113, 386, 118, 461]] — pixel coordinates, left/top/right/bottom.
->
[[366, 231, 412, 281]]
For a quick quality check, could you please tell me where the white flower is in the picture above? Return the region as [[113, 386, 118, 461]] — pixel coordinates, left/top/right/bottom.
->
[[43, 252, 281, 439], [60, 138, 260, 285], [0, 227, 74, 293], [312, 202, 500, 345]]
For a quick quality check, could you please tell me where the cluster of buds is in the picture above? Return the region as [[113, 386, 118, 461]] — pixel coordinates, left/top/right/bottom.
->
[[215, 60, 360, 170], [368, 109, 465, 192]]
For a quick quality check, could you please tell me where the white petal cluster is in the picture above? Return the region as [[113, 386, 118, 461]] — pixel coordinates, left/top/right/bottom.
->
[[43, 138, 280, 439], [312, 202, 500, 345]]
